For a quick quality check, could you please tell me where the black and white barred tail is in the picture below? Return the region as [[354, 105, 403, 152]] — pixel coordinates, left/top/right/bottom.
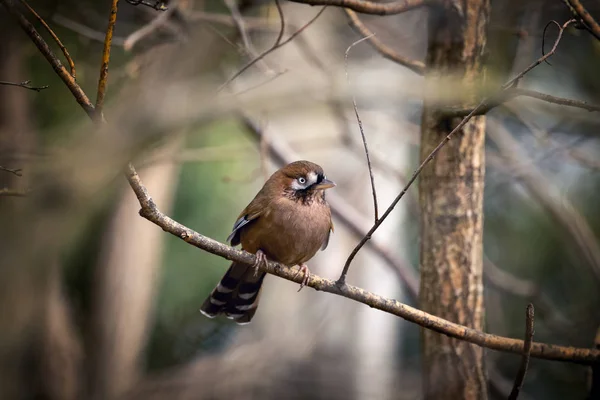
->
[[200, 262, 266, 324]]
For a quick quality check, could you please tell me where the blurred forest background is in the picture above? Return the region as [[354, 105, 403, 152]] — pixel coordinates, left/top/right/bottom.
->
[[0, 0, 599, 399]]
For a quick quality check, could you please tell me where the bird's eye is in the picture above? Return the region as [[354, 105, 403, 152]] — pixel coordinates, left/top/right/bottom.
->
[[298, 177, 306, 184]]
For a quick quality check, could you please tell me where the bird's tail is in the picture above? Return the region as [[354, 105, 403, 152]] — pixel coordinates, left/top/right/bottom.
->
[[200, 262, 266, 324]]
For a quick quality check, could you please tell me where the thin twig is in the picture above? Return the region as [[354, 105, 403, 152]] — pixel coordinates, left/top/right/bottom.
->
[[96, 0, 119, 117], [443, 87, 600, 118], [0, 166, 23, 176], [344, 9, 425, 75], [0, 80, 48, 92], [288, 0, 432, 16], [508, 303, 535, 400], [52, 14, 126, 46], [217, 7, 327, 92], [19, 0, 76, 79], [224, 0, 272, 74], [273, 0, 286, 46], [337, 19, 576, 284], [345, 34, 379, 222]]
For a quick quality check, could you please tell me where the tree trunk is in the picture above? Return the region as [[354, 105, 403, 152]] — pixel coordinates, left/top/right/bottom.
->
[[418, 1, 490, 399]]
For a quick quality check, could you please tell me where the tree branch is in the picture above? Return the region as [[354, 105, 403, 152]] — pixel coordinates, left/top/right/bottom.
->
[[508, 303, 535, 400], [443, 87, 600, 117], [0, 79, 48, 92], [344, 9, 425, 74], [566, 0, 600, 41], [19, 0, 76, 79], [95, 0, 120, 116], [288, 0, 433, 15]]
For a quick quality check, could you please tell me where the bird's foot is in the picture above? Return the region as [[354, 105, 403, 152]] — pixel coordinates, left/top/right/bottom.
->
[[252, 250, 268, 277], [295, 263, 311, 292]]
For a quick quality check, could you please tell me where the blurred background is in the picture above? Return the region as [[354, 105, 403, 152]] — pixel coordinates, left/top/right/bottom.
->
[[0, 0, 599, 399]]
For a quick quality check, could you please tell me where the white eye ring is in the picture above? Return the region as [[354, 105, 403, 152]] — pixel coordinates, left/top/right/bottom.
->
[[298, 177, 306, 184]]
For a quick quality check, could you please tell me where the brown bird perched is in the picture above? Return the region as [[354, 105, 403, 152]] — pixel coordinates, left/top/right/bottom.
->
[[200, 160, 335, 324]]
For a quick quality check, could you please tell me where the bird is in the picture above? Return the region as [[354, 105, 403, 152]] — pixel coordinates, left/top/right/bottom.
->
[[200, 160, 335, 324]]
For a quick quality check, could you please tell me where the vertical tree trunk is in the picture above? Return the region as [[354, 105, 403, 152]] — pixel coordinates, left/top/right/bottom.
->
[[418, 1, 490, 399]]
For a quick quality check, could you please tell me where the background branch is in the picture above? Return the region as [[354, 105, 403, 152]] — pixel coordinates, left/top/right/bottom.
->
[[508, 304, 535, 400]]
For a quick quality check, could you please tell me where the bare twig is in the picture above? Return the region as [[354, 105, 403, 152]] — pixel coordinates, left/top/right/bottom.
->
[[217, 6, 327, 92], [8, 0, 600, 365], [566, 0, 600, 41], [444, 87, 600, 118], [96, 0, 120, 116], [0, 80, 48, 92], [123, 4, 175, 51], [19, 0, 76, 79], [345, 34, 379, 222], [224, 0, 272, 74], [288, 0, 432, 15], [509, 304, 535, 400], [344, 9, 425, 74], [52, 14, 126, 46], [337, 19, 576, 284], [0, 166, 23, 176]]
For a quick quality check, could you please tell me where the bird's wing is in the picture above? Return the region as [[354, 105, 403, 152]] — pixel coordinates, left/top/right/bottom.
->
[[226, 203, 263, 246], [321, 220, 334, 251]]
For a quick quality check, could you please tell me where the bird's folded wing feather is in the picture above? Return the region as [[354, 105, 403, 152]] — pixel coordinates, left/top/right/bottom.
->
[[321, 220, 334, 251], [226, 200, 264, 246]]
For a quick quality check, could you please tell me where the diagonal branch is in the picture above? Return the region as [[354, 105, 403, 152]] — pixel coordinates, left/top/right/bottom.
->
[[337, 19, 576, 284], [566, 0, 600, 41], [218, 6, 327, 92], [288, 0, 433, 15], [19, 0, 76, 79], [344, 9, 425, 74], [0, 0, 95, 117]]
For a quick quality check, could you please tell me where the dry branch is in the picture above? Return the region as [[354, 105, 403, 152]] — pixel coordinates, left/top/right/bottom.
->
[[96, 0, 120, 116], [566, 0, 600, 41], [0, 79, 48, 92], [508, 304, 535, 400], [19, 0, 76, 79]]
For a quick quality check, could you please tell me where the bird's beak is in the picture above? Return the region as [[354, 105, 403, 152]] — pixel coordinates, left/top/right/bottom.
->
[[313, 178, 336, 190]]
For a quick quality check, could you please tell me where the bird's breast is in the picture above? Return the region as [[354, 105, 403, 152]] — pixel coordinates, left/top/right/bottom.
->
[[240, 197, 331, 266]]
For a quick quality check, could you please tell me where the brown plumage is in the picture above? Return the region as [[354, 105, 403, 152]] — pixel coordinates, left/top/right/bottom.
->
[[200, 160, 335, 324]]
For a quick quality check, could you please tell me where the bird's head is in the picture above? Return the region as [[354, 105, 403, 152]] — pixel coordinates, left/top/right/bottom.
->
[[274, 160, 335, 202]]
